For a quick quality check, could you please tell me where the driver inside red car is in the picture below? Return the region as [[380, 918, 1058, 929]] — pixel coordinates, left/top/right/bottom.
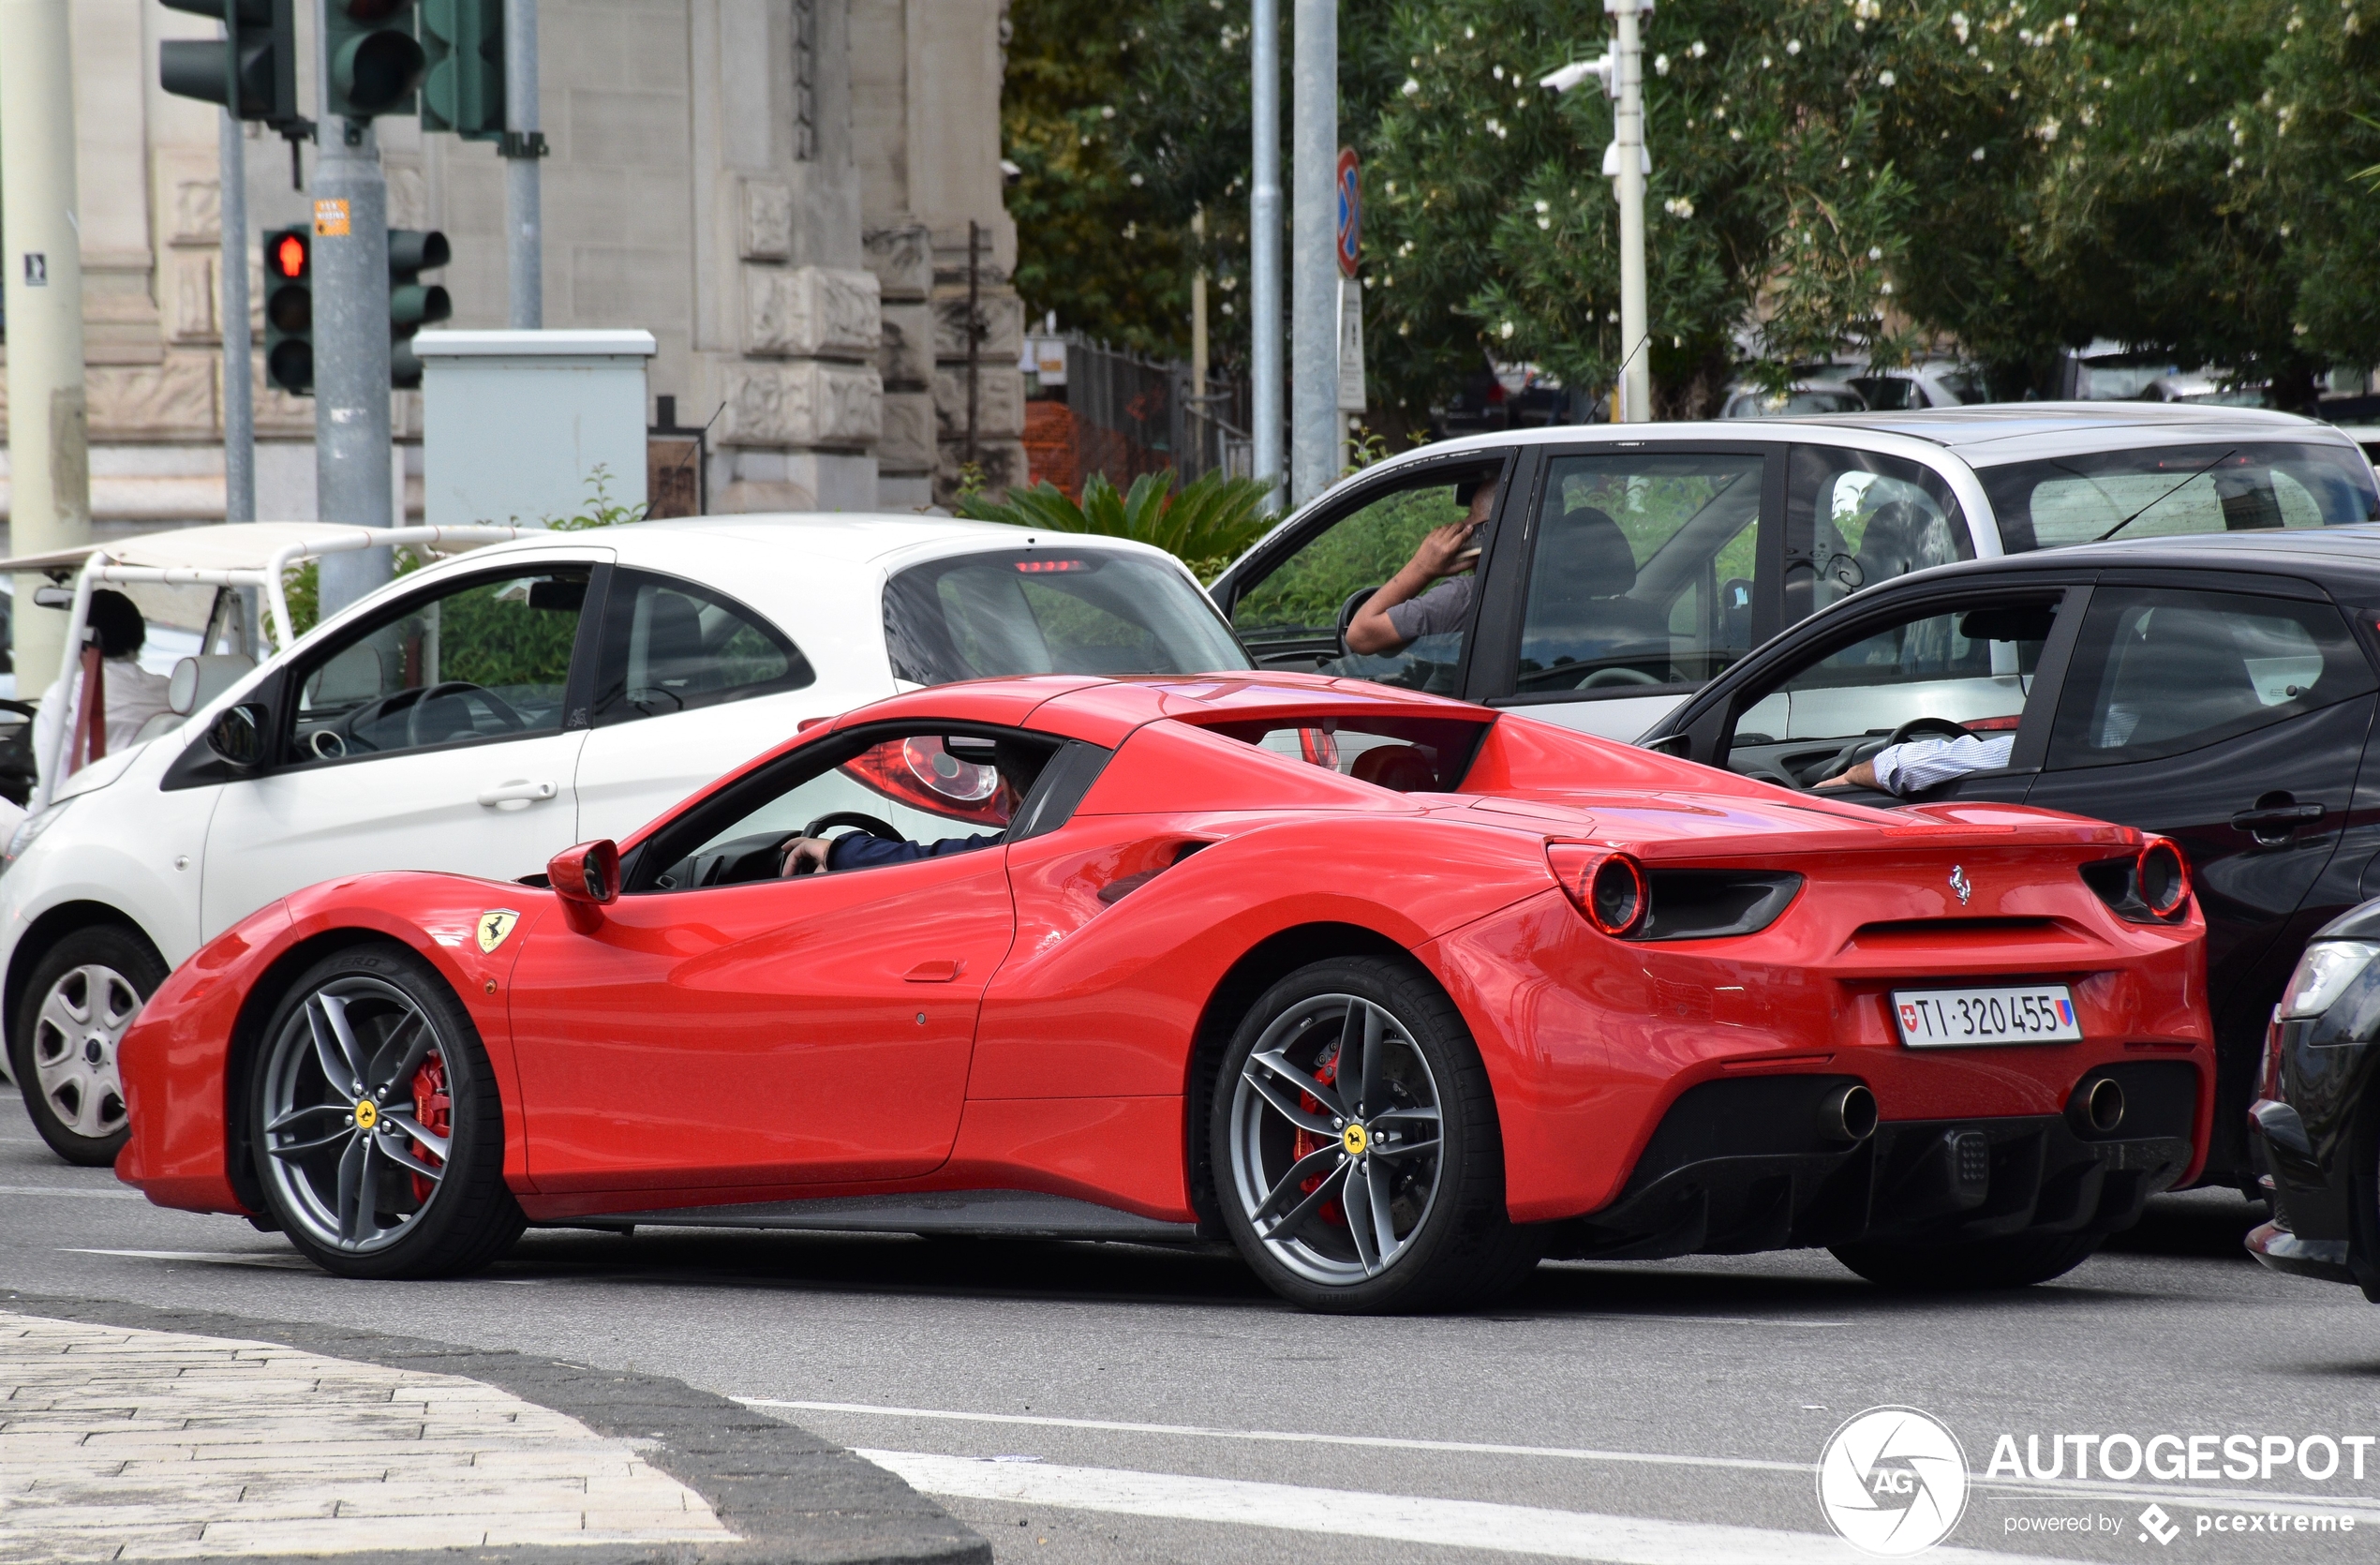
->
[[776, 738, 1049, 874]]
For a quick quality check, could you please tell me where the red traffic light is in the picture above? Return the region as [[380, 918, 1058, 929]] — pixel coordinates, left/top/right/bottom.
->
[[273, 232, 307, 278]]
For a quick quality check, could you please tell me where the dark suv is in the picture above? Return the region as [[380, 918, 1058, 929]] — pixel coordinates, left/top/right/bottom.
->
[[1641, 528, 2380, 1185]]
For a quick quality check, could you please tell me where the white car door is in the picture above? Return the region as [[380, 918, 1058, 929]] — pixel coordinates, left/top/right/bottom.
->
[[201, 557, 602, 939], [569, 566, 843, 843]]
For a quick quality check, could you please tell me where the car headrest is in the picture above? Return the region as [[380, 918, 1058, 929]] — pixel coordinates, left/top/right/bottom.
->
[[169, 653, 258, 716], [1540, 506, 1638, 597]]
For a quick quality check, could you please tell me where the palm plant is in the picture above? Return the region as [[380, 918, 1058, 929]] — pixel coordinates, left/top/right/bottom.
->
[[959, 469, 1278, 582]]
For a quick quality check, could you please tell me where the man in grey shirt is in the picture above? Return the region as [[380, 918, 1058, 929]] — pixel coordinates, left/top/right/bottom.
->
[[1344, 475, 1497, 655]]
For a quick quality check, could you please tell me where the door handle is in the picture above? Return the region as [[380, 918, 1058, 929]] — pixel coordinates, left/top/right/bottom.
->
[[903, 960, 964, 983], [477, 779, 559, 808], [2233, 802, 2326, 837]]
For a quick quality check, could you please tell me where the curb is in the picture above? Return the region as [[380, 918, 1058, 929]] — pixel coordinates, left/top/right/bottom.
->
[[1, 1289, 990, 1565]]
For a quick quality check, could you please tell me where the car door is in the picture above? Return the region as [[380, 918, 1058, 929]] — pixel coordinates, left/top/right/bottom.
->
[[569, 567, 825, 844], [1474, 440, 1785, 740], [1669, 580, 2078, 805], [1212, 449, 1517, 693], [2019, 578, 2379, 1166], [506, 721, 1042, 1194], [199, 555, 603, 940]]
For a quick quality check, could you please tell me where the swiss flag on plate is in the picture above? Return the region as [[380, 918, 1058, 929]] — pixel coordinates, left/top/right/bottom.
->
[[1899, 1003, 1921, 1031]]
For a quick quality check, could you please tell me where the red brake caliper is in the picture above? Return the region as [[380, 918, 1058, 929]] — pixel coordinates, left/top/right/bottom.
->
[[1287, 1046, 1346, 1228], [409, 1053, 451, 1203]]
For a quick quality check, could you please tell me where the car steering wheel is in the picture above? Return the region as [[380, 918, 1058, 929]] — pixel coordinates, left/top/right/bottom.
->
[[1807, 715, 1975, 790], [1579, 666, 1662, 690], [406, 681, 525, 749], [1335, 586, 1385, 657], [789, 811, 902, 874]]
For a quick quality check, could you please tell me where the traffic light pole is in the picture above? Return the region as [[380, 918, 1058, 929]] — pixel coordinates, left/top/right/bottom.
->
[[503, 0, 541, 328], [220, 103, 256, 525], [1287, 0, 1335, 509], [0, 0, 94, 694], [311, 117, 395, 615]]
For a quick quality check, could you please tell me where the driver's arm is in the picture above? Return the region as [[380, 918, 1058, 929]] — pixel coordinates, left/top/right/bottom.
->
[[780, 829, 1004, 875], [1818, 734, 2016, 796]]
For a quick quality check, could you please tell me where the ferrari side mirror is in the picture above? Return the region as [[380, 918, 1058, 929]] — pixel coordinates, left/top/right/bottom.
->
[[547, 840, 621, 906], [204, 702, 269, 769]]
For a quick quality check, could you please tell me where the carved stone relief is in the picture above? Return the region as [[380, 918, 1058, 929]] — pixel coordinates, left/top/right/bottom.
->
[[877, 301, 932, 386], [169, 175, 220, 246], [385, 160, 430, 230], [744, 265, 882, 359], [930, 289, 1024, 362], [931, 365, 1026, 440], [169, 252, 218, 342], [862, 224, 932, 302], [876, 392, 935, 472], [718, 360, 884, 449], [742, 179, 795, 261], [87, 355, 216, 441]]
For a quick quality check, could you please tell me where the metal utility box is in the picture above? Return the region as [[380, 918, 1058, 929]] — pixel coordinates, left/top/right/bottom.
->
[[415, 329, 658, 528]]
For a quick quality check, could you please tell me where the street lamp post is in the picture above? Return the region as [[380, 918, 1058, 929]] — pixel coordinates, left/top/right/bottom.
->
[[1543, 0, 1653, 424]]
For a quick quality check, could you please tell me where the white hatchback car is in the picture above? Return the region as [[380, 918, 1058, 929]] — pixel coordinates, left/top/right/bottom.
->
[[0, 514, 1248, 1163]]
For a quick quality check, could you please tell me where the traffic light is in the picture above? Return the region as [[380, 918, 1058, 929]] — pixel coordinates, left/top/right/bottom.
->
[[262, 227, 313, 395], [388, 230, 452, 389], [157, 0, 300, 127], [419, 0, 506, 140], [323, 0, 425, 121]]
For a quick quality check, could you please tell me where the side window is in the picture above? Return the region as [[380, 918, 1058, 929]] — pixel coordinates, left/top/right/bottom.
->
[[290, 566, 589, 765], [1229, 469, 1495, 693], [1785, 447, 1971, 623], [633, 727, 1073, 891], [1982, 443, 2380, 553], [2046, 589, 2377, 769], [1730, 599, 2055, 786], [591, 569, 813, 726], [1513, 451, 1766, 696]]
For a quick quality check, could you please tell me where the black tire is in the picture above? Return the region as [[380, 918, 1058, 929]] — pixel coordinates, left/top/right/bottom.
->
[[10, 925, 165, 1166], [1830, 1229, 2105, 1290], [1211, 955, 1541, 1313], [248, 942, 523, 1279]]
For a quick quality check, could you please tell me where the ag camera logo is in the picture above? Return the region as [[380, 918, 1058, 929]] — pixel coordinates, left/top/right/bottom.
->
[[1817, 1406, 1971, 1557]]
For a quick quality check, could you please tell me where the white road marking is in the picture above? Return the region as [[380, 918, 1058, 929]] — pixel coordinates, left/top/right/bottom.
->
[[770, 1400, 2380, 1523], [65, 1247, 318, 1270], [0, 1184, 143, 1199], [857, 1449, 2060, 1565], [746, 1398, 1808, 1477]]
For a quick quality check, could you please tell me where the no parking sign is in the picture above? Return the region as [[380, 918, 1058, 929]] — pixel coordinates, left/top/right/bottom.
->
[[1335, 147, 1361, 276]]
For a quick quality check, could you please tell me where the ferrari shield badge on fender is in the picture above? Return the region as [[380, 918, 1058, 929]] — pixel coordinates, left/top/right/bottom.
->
[[476, 910, 521, 954]]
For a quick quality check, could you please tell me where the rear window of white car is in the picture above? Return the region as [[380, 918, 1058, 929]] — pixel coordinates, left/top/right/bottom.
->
[[1982, 442, 2380, 551], [883, 548, 1251, 686]]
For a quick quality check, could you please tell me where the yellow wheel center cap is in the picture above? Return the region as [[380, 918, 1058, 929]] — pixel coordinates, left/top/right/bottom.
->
[[352, 1098, 379, 1131], [1341, 1123, 1369, 1157]]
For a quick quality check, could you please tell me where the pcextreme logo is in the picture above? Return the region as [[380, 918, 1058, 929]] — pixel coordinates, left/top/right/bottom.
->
[[1817, 1406, 1971, 1557]]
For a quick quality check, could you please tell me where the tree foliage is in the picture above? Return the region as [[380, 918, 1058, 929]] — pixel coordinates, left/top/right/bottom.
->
[[1009, 0, 2380, 422]]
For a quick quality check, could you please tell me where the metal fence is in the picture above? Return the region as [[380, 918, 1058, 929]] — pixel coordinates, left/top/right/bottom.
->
[[1039, 336, 1254, 492]]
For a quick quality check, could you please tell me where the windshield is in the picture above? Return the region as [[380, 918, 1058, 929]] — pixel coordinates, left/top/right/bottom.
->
[[884, 547, 1252, 686], [1982, 442, 2380, 552]]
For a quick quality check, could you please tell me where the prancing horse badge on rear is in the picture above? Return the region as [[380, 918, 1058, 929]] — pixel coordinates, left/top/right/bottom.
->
[[476, 910, 521, 953], [1948, 865, 1972, 906]]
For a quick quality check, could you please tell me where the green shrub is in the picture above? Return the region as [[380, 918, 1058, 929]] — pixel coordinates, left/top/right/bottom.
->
[[958, 469, 1278, 583]]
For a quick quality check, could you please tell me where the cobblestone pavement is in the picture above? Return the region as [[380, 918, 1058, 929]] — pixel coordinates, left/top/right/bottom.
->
[[0, 1310, 731, 1561]]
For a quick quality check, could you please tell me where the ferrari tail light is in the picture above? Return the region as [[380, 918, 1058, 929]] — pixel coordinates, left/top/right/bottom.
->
[[2081, 838, 2192, 923], [2136, 838, 2189, 918], [1549, 846, 1648, 938]]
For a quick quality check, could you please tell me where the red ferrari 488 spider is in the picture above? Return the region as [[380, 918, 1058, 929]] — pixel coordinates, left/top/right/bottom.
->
[[116, 673, 2212, 1311]]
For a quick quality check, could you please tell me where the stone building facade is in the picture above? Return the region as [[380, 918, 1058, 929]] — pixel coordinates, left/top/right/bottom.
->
[[0, 0, 1022, 525]]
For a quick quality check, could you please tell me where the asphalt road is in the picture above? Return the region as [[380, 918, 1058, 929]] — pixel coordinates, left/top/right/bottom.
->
[[5, 1091, 2375, 1565]]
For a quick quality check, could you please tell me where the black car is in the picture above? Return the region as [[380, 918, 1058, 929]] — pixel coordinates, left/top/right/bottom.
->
[[1641, 527, 2380, 1185], [2245, 904, 2380, 1299]]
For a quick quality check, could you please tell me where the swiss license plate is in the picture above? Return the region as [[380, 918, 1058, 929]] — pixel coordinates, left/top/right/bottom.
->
[[1891, 985, 2082, 1048]]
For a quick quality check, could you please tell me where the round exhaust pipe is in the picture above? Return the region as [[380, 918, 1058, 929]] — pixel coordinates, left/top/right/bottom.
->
[[2079, 1076, 2125, 1135], [1819, 1083, 1879, 1144]]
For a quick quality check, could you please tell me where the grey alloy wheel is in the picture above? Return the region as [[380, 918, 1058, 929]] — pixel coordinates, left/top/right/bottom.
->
[[1225, 991, 1446, 1288]]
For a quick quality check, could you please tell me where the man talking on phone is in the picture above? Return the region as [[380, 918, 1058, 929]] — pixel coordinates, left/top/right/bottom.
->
[[1343, 474, 1497, 656]]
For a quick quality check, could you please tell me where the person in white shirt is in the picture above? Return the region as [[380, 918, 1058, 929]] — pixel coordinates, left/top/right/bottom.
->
[[1819, 731, 2016, 795], [28, 589, 174, 802]]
